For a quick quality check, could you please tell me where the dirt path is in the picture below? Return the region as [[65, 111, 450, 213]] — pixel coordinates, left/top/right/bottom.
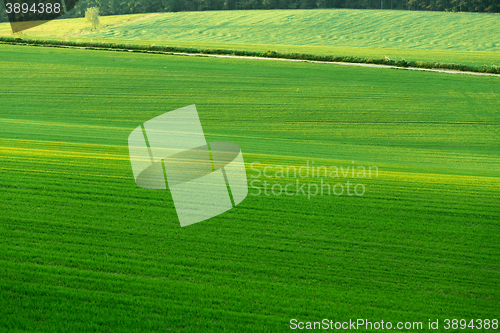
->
[[170, 51, 500, 77]]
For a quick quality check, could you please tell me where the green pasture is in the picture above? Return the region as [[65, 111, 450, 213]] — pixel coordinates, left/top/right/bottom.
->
[[0, 43, 499, 331], [1, 10, 500, 67]]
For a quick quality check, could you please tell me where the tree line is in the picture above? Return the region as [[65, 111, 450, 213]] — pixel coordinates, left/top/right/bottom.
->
[[1, 0, 499, 24]]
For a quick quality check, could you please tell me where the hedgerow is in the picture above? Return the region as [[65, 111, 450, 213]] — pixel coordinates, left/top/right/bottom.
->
[[1, 37, 498, 74]]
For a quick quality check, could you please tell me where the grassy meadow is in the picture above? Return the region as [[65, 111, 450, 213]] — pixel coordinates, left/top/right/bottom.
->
[[1, 10, 500, 67], [0, 38, 499, 332]]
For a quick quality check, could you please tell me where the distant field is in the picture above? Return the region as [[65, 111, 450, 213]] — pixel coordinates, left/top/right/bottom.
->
[[0, 43, 499, 331], [1, 10, 500, 66]]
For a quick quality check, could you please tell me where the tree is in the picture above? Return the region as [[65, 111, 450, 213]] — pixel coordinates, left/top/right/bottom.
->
[[85, 7, 100, 31]]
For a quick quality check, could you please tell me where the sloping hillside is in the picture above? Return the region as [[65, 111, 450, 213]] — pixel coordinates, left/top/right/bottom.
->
[[1, 10, 499, 65]]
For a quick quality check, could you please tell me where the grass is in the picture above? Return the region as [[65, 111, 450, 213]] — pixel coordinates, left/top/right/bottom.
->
[[1, 10, 500, 67], [0, 43, 499, 332]]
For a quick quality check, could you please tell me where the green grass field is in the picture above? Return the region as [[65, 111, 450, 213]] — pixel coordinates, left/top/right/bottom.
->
[[1, 10, 500, 67], [0, 40, 499, 332]]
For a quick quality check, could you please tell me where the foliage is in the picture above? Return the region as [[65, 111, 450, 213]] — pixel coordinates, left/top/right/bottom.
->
[[66, 0, 500, 14], [85, 7, 100, 30]]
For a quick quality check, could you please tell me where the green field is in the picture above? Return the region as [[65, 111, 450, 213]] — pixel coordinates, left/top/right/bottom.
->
[[1, 10, 500, 67], [0, 40, 499, 332]]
